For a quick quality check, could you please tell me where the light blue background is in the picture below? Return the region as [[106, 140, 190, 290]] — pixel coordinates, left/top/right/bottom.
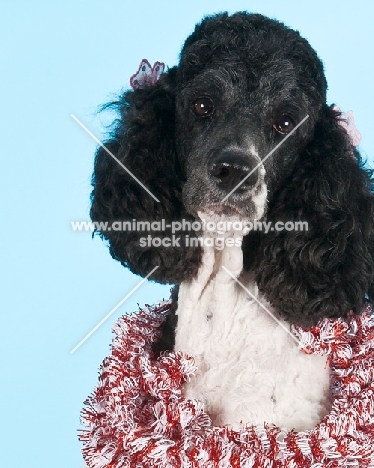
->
[[1, 1, 373, 467]]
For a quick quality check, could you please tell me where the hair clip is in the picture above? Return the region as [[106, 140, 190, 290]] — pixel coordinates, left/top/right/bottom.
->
[[130, 59, 165, 90], [334, 106, 362, 147]]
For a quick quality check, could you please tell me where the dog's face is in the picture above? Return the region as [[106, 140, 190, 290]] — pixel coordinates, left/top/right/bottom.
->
[[175, 15, 326, 222]]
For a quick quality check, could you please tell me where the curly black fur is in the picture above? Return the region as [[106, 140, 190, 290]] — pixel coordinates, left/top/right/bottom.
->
[[91, 69, 202, 283], [244, 105, 374, 326], [90, 12, 374, 350]]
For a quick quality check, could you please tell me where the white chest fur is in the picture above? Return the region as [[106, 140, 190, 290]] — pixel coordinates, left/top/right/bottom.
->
[[174, 233, 331, 431]]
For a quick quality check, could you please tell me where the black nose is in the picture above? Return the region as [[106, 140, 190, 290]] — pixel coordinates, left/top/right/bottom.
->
[[209, 151, 259, 193]]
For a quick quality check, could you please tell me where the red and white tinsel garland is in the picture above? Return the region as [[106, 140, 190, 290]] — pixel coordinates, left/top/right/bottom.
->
[[80, 302, 374, 468]]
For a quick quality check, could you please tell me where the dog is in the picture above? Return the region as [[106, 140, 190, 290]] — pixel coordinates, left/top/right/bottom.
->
[[90, 12, 374, 432]]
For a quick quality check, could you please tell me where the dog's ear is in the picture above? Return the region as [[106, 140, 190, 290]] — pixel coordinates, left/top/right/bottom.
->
[[90, 67, 202, 283], [247, 105, 374, 326]]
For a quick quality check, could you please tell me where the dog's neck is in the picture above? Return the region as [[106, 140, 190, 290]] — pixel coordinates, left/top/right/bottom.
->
[[174, 230, 331, 430]]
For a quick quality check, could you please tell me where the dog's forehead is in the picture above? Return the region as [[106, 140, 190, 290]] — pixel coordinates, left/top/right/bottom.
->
[[179, 14, 327, 102], [179, 59, 301, 98], [180, 67, 246, 93]]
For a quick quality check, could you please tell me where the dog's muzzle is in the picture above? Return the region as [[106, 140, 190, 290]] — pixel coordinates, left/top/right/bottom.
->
[[209, 150, 260, 194]]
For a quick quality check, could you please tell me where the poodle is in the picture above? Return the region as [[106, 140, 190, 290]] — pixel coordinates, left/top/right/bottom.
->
[[90, 12, 374, 431]]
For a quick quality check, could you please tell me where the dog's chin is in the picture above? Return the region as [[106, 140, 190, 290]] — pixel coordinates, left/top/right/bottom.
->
[[194, 205, 256, 237], [203, 204, 245, 219], [186, 179, 268, 227], [195, 203, 264, 224]]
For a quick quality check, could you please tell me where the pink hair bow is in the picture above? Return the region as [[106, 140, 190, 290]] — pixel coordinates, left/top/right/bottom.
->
[[130, 59, 165, 90]]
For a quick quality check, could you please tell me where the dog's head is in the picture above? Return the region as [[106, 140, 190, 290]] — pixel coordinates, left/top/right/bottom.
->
[[176, 13, 325, 222], [91, 12, 374, 325]]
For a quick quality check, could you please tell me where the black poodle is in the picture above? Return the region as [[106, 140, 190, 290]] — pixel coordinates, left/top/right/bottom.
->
[[89, 12, 374, 428]]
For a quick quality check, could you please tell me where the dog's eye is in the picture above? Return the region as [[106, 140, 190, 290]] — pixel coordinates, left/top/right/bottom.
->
[[193, 97, 215, 117], [273, 115, 295, 134]]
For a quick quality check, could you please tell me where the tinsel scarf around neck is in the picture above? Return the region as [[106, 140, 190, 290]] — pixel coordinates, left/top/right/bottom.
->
[[80, 302, 374, 468]]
